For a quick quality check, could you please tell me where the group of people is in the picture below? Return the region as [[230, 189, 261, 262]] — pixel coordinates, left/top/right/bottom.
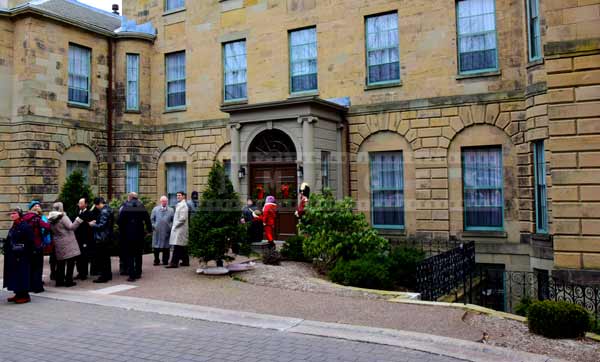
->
[[3, 183, 311, 305], [2, 191, 193, 304]]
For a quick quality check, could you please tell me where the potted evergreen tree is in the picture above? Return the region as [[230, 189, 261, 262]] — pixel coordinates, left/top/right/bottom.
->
[[188, 161, 247, 272]]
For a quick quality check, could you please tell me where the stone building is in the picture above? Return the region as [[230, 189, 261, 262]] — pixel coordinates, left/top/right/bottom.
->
[[0, 0, 599, 281]]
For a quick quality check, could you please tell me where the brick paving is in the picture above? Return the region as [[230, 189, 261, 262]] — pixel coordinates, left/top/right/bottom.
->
[[0, 293, 464, 362]]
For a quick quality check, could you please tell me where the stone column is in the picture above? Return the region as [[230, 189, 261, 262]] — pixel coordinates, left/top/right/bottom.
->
[[300, 116, 316, 189], [230, 123, 241, 193]]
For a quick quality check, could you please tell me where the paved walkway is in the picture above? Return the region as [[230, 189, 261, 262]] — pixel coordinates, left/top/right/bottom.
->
[[0, 293, 464, 362], [0, 254, 483, 341]]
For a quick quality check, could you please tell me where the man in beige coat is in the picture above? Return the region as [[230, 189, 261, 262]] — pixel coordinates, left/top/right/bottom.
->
[[166, 191, 189, 268]]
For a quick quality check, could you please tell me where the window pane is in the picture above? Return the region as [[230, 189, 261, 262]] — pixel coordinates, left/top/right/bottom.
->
[[67, 160, 90, 183], [126, 163, 139, 193], [366, 13, 400, 84], [290, 27, 318, 93], [166, 163, 186, 206], [166, 0, 184, 11], [534, 141, 548, 232], [68, 45, 90, 104], [321, 151, 330, 189], [370, 152, 404, 227], [166, 52, 186, 108], [528, 0, 542, 60], [462, 147, 503, 229], [457, 0, 497, 72], [126, 54, 139, 110], [223, 40, 247, 101]]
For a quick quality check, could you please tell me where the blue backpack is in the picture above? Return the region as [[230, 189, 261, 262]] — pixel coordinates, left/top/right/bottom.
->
[[41, 215, 52, 246]]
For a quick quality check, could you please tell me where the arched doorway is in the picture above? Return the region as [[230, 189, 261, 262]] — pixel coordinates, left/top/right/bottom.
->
[[248, 129, 298, 240]]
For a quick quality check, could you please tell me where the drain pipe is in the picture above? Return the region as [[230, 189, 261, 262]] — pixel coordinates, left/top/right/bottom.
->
[[106, 37, 114, 199]]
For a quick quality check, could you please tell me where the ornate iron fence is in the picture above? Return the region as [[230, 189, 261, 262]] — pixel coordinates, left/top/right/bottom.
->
[[415, 241, 476, 301]]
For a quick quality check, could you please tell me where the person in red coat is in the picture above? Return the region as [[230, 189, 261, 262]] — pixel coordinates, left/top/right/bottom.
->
[[262, 195, 278, 247], [295, 183, 310, 220]]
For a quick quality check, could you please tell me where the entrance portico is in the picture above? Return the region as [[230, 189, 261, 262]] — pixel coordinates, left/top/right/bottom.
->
[[222, 96, 348, 238]]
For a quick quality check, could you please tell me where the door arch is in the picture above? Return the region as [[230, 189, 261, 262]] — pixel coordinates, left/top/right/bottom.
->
[[248, 129, 298, 240]]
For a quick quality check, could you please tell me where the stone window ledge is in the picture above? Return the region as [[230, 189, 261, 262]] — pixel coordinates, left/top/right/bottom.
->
[[124, 110, 141, 114], [526, 58, 544, 69], [374, 228, 407, 236], [163, 107, 187, 114], [364, 81, 402, 91], [163, 8, 186, 16], [456, 70, 502, 80], [461, 230, 507, 239], [67, 102, 91, 110], [221, 100, 248, 107]]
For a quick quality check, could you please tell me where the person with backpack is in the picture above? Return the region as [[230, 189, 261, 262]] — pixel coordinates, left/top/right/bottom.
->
[[89, 197, 114, 283], [22, 200, 51, 293], [3, 208, 35, 304]]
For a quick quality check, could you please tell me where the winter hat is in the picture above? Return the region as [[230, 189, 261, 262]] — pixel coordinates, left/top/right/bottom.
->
[[266, 195, 276, 204], [28, 200, 41, 210]]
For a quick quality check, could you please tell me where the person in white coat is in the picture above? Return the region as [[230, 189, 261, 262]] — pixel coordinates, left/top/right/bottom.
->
[[166, 191, 189, 268]]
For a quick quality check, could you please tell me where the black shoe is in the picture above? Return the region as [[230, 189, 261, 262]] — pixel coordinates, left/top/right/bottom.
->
[[64, 282, 77, 288], [119, 271, 128, 276], [32, 288, 45, 294], [165, 264, 178, 269], [93, 278, 109, 283], [162, 262, 169, 266], [126, 277, 136, 282], [153, 261, 160, 266], [74, 274, 87, 280], [180, 263, 190, 267], [49, 273, 55, 281]]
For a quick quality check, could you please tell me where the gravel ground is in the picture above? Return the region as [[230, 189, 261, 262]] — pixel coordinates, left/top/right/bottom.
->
[[241, 261, 392, 299], [463, 312, 600, 362]]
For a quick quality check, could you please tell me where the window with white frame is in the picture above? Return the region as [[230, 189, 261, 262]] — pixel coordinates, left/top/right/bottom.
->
[[370, 152, 404, 228], [462, 146, 503, 230], [126, 54, 140, 111], [223, 40, 247, 101], [365, 12, 400, 85], [290, 27, 318, 93], [68, 44, 91, 106], [165, 51, 186, 109], [526, 0, 542, 61], [321, 151, 330, 189], [67, 160, 90, 183], [165, 0, 184, 11], [166, 162, 186, 206], [456, 0, 498, 73], [126, 162, 140, 193], [533, 141, 548, 233]]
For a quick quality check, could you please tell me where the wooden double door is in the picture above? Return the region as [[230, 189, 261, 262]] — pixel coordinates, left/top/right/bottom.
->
[[250, 164, 298, 240]]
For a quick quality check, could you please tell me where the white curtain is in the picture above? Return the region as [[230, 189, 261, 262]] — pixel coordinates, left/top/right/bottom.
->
[[457, 0, 497, 72], [126, 163, 139, 193], [224, 41, 247, 100], [166, 52, 186, 107], [290, 27, 318, 92], [68, 45, 90, 104], [166, 0, 184, 11], [463, 147, 503, 228], [167, 163, 186, 206], [370, 152, 404, 227], [366, 13, 399, 84], [126, 54, 139, 110]]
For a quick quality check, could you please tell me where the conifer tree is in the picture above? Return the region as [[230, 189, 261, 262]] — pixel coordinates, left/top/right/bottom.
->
[[188, 161, 247, 266], [58, 170, 95, 219]]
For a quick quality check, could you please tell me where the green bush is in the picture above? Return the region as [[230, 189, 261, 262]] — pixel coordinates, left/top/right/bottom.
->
[[527, 300, 591, 338], [188, 161, 247, 266], [329, 254, 392, 290], [515, 297, 533, 317], [386, 247, 425, 289], [590, 316, 600, 335], [298, 190, 389, 270], [58, 170, 94, 220], [281, 235, 307, 262]]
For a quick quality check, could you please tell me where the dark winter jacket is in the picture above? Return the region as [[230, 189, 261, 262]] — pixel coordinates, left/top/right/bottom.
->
[[117, 199, 152, 252], [92, 205, 114, 244], [3, 220, 34, 293], [75, 208, 94, 250]]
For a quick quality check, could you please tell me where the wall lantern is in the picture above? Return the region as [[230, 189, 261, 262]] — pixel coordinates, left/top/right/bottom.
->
[[238, 167, 246, 179], [297, 166, 304, 179]]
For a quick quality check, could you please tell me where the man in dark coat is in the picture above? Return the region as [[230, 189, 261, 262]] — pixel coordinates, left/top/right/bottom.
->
[[117, 192, 152, 282], [74, 198, 94, 280], [90, 197, 114, 283], [3, 208, 35, 304]]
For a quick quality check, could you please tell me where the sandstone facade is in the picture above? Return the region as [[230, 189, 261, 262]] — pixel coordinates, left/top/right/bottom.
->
[[1, 0, 599, 280]]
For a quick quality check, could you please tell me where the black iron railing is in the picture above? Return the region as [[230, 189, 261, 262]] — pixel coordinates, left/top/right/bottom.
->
[[415, 241, 476, 302]]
